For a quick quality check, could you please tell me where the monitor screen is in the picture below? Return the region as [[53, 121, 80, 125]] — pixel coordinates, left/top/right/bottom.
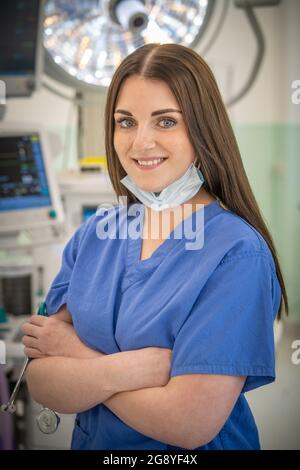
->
[[0, 0, 40, 75], [0, 134, 52, 212]]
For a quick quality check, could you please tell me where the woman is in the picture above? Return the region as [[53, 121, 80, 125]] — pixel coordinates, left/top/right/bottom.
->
[[23, 43, 288, 450]]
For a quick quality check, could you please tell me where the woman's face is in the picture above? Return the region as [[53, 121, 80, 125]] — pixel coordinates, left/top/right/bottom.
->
[[113, 75, 195, 193]]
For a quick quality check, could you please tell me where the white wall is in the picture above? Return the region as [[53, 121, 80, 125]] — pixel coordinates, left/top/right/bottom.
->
[[197, 0, 298, 124]]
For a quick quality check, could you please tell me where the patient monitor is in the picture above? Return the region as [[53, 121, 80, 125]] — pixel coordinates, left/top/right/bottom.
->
[[0, 123, 64, 235]]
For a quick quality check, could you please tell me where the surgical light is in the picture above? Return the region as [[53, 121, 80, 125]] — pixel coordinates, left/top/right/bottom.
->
[[43, 0, 215, 90]]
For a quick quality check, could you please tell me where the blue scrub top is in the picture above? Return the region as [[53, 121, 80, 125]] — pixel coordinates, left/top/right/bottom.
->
[[45, 200, 281, 450]]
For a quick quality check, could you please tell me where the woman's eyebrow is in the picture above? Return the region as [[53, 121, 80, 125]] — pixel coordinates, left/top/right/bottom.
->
[[114, 108, 182, 116]]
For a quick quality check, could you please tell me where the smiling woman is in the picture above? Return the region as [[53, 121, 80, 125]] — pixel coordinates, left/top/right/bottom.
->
[[24, 43, 288, 451]]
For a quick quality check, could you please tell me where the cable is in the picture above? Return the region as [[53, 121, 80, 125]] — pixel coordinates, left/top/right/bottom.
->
[[77, 92, 84, 161], [200, 0, 230, 57], [226, 6, 265, 107]]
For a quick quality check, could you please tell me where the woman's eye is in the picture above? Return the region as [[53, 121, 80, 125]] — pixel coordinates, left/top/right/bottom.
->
[[158, 118, 176, 128], [116, 118, 135, 128]]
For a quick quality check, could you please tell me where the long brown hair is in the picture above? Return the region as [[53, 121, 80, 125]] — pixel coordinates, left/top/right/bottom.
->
[[104, 43, 288, 320]]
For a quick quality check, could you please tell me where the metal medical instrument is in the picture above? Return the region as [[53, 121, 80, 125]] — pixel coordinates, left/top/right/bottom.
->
[[0, 354, 29, 414], [1, 302, 60, 433], [36, 406, 60, 434]]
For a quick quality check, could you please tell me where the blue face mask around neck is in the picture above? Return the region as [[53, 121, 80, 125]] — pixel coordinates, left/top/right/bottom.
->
[[120, 162, 205, 211]]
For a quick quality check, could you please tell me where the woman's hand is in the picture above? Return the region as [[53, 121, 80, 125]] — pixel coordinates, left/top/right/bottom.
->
[[111, 347, 173, 392], [130, 347, 173, 389], [21, 315, 103, 359]]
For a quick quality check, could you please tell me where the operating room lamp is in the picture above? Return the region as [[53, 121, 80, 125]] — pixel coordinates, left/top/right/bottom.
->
[[43, 0, 215, 91]]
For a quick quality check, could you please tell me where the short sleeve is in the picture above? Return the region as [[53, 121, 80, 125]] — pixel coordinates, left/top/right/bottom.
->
[[44, 221, 89, 316], [171, 252, 280, 393]]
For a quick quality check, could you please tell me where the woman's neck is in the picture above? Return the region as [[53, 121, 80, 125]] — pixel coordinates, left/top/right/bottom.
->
[[143, 187, 215, 240]]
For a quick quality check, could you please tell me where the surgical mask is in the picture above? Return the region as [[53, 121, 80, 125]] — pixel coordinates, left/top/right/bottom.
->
[[120, 161, 205, 211]]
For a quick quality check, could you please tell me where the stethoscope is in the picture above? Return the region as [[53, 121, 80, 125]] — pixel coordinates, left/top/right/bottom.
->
[[0, 302, 60, 434]]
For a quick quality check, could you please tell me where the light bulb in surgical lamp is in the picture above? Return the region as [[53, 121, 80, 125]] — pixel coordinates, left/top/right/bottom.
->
[[114, 0, 148, 33]]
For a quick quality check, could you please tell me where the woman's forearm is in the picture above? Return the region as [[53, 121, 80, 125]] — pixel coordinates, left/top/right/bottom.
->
[[25, 355, 120, 414]]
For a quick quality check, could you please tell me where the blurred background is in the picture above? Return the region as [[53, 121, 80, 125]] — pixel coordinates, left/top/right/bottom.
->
[[0, 0, 299, 450]]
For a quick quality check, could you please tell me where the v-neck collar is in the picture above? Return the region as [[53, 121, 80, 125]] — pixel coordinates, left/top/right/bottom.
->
[[126, 199, 223, 273]]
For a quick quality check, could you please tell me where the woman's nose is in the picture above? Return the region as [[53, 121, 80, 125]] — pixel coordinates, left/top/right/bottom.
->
[[131, 125, 156, 152]]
